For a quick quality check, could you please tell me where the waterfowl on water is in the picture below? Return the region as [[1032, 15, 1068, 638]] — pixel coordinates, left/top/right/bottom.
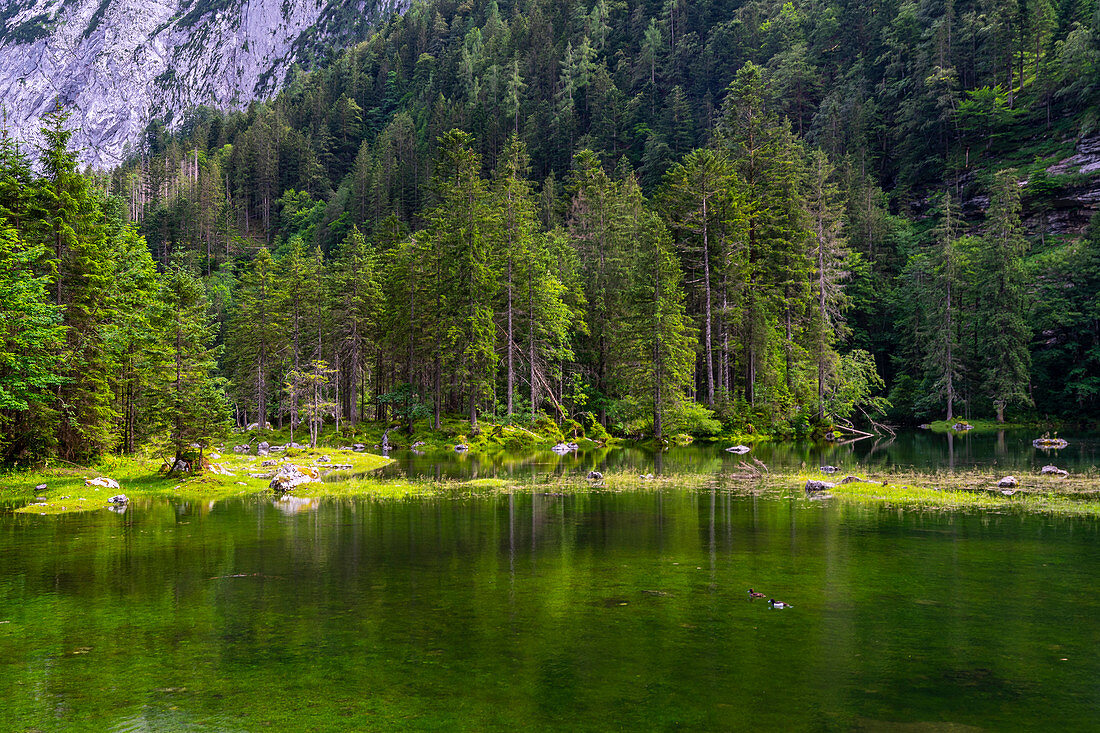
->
[[768, 599, 792, 609], [748, 589, 766, 598]]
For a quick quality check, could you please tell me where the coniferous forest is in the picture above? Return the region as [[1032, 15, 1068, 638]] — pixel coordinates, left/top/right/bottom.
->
[[4, 0, 1100, 463]]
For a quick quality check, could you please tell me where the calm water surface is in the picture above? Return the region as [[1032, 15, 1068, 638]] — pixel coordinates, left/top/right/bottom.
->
[[2, 485, 1099, 730], [380, 428, 1100, 480]]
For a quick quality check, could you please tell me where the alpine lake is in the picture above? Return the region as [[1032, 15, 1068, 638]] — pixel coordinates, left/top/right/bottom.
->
[[2, 428, 1099, 731]]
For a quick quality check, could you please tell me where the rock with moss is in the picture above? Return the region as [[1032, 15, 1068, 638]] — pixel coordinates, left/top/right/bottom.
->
[[269, 464, 320, 492]]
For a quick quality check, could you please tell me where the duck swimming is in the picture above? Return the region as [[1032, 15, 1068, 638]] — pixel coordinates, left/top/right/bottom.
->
[[768, 599, 792, 609], [748, 589, 766, 598]]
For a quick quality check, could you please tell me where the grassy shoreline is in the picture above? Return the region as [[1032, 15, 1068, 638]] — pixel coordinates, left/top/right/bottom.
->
[[793, 468, 1100, 517], [3, 446, 1097, 518]]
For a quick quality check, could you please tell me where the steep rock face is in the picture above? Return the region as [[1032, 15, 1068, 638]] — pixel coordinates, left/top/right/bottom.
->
[[0, 0, 400, 167]]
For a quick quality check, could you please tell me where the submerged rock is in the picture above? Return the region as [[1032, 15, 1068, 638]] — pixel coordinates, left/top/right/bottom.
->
[[587, 471, 603, 480], [86, 477, 120, 490], [997, 476, 1019, 488], [805, 479, 835, 492], [454, 444, 469, 452], [725, 445, 751, 454], [1041, 464, 1069, 477]]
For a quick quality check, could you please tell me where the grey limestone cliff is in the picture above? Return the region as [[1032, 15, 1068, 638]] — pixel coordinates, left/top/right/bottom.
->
[[0, 0, 400, 167]]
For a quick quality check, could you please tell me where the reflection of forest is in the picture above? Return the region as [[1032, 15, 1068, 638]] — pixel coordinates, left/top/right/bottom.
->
[[0, 493, 1096, 729], [375, 429, 1100, 481]]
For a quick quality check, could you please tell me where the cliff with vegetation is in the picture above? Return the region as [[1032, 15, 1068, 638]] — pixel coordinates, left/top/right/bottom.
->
[[0, 0, 403, 166]]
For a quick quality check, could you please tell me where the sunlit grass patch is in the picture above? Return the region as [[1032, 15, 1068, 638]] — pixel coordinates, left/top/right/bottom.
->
[[790, 468, 1100, 517]]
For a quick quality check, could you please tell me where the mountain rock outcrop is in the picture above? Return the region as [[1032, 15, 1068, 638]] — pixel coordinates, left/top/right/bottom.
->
[[0, 0, 401, 167]]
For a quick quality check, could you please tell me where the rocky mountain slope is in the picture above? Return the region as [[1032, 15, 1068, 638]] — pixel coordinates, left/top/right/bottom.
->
[[0, 0, 402, 167]]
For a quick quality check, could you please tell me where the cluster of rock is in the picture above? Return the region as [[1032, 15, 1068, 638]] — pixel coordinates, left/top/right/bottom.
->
[[952, 422, 973, 431], [81, 477, 129, 506], [552, 442, 580, 454], [804, 475, 863, 493], [338, 444, 370, 452], [268, 464, 321, 493], [1033, 437, 1069, 449]]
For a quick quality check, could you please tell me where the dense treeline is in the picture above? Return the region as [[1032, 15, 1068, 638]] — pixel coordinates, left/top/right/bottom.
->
[[0, 112, 230, 462], [4, 0, 1100, 461]]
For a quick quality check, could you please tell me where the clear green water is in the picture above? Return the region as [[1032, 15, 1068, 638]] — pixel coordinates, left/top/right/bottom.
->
[[382, 428, 1100, 481], [2, 489, 1099, 730]]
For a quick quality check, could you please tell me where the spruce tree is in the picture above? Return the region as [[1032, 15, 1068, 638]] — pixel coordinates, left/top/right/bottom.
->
[[661, 148, 739, 407], [38, 106, 115, 459], [227, 248, 280, 429], [157, 255, 231, 466], [424, 130, 499, 431], [332, 226, 382, 424], [978, 169, 1032, 422], [611, 176, 696, 440], [0, 223, 64, 459]]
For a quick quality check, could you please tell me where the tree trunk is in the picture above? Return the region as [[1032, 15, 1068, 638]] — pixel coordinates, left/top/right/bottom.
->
[[507, 252, 514, 415], [701, 193, 714, 407]]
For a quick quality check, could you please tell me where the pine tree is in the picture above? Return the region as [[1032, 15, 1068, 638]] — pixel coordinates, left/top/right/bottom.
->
[[0, 223, 64, 459], [332, 226, 382, 424], [611, 176, 696, 440], [661, 148, 739, 407], [978, 169, 1031, 422], [804, 149, 850, 421], [38, 106, 116, 459], [157, 255, 231, 466], [102, 202, 162, 454], [425, 130, 499, 431], [494, 135, 541, 416], [924, 193, 963, 421], [227, 248, 280, 429]]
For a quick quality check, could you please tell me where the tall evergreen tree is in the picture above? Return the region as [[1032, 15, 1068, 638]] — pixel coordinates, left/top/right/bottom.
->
[[157, 255, 231, 465], [978, 169, 1032, 422], [227, 248, 281, 428], [38, 106, 115, 458]]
